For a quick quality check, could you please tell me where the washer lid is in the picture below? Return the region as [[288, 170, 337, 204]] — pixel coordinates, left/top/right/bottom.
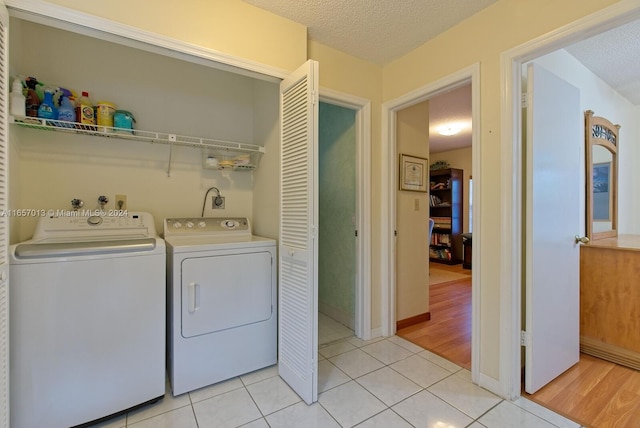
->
[[14, 238, 158, 259]]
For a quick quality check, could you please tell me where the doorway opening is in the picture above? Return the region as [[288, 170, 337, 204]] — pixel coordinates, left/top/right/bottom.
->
[[501, 3, 640, 425], [318, 101, 357, 345], [395, 83, 474, 370], [318, 90, 372, 344], [381, 63, 481, 382]]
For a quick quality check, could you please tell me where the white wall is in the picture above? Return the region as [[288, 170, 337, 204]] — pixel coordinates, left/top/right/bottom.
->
[[534, 49, 640, 235], [9, 18, 279, 242]]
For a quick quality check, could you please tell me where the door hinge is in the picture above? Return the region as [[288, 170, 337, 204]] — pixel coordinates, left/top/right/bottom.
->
[[311, 90, 317, 105], [394, 230, 397, 237], [521, 330, 528, 347], [521, 93, 528, 109], [355, 230, 358, 237]]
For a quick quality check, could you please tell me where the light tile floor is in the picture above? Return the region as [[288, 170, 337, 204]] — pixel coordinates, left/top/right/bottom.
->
[[318, 312, 354, 345], [89, 335, 583, 428]]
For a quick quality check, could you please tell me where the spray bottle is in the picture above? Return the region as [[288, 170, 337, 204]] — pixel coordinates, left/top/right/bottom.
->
[[57, 96, 76, 127], [25, 77, 40, 117], [37, 88, 58, 121]]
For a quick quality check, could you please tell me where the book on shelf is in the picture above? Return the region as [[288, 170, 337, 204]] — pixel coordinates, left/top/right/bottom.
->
[[430, 217, 451, 229], [429, 194, 452, 207], [429, 247, 452, 260], [431, 233, 451, 245]]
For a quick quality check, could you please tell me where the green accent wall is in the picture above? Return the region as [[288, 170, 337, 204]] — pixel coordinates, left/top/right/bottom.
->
[[319, 102, 356, 326]]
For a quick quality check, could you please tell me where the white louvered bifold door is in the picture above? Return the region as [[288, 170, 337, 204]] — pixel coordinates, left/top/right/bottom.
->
[[278, 60, 319, 405], [0, 2, 9, 427]]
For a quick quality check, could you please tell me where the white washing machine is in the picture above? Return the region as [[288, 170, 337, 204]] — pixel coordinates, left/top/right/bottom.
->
[[9, 212, 166, 428], [164, 217, 277, 396]]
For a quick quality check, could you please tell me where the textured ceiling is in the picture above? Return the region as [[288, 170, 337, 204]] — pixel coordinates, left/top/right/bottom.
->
[[566, 19, 640, 106], [242, 0, 497, 64], [241, 1, 639, 154]]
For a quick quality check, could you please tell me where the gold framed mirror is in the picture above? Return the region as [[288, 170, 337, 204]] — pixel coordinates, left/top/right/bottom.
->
[[585, 110, 619, 241]]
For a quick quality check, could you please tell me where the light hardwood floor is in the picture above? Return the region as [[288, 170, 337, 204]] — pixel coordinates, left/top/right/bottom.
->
[[397, 267, 471, 370], [397, 262, 640, 428], [525, 353, 640, 427]]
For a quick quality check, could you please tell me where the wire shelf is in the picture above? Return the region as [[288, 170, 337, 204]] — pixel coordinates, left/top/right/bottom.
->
[[11, 116, 265, 172]]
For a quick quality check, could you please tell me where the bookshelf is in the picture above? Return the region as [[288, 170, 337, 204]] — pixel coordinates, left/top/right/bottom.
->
[[429, 168, 463, 264]]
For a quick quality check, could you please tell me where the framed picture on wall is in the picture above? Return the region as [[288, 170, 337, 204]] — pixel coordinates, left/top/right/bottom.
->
[[400, 153, 428, 192]]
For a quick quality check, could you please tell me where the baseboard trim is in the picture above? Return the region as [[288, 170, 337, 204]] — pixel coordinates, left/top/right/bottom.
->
[[396, 312, 430, 330], [580, 336, 640, 371]]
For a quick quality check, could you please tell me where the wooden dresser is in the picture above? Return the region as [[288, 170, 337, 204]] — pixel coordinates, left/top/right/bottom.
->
[[580, 235, 640, 370]]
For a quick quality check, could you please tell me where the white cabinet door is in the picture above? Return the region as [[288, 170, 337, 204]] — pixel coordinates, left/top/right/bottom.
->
[[278, 60, 319, 404], [525, 62, 581, 394]]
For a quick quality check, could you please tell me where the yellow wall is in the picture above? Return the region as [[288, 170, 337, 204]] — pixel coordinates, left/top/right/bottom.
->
[[42, 0, 307, 72], [395, 101, 430, 321], [20, 0, 627, 390], [383, 0, 620, 380]]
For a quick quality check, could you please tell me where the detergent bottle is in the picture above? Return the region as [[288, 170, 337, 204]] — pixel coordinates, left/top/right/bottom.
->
[[37, 89, 58, 121], [57, 96, 76, 127], [75, 91, 96, 128], [9, 78, 26, 117]]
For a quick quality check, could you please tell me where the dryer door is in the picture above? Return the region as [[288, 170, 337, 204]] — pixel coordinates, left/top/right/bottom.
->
[[181, 251, 273, 338]]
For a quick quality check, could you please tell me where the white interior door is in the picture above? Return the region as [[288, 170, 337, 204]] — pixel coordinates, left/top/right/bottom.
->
[[0, 2, 9, 426], [525, 62, 582, 394], [278, 60, 319, 404]]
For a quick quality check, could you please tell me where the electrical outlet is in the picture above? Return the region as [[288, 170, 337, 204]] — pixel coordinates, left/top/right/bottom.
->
[[212, 195, 225, 209], [115, 194, 127, 210]]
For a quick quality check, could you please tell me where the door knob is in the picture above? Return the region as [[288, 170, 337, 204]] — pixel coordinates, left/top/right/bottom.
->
[[574, 235, 590, 245]]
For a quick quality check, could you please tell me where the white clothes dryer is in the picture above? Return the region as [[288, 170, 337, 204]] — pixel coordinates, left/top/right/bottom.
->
[[10, 212, 165, 428], [164, 217, 277, 395]]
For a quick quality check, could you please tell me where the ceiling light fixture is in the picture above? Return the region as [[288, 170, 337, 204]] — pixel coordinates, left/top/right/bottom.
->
[[438, 125, 462, 136]]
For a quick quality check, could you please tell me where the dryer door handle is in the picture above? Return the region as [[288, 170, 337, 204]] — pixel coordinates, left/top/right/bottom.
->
[[188, 282, 200, 313]]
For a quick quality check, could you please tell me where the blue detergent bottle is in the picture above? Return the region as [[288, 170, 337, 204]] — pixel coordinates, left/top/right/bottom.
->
[[37, 89, 58, 122], [57, 96, 76, 128]]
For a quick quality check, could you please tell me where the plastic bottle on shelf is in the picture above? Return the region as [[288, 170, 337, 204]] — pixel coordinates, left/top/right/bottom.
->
[[10, 78, 26, 117], [25, 77, 40, 117], [37, 89, 58, 121], [96, 101, 116, 129], [56, 96, 76, 127], [75, 91, 96, 128]]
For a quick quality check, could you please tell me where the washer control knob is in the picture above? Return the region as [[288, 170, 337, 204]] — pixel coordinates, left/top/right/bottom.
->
[[87, 215, 103, 226], [186, 221, 194, 229], [173, 221, 182, 229], [198, 221, 207, 228], [223, 220, 236, 229]]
